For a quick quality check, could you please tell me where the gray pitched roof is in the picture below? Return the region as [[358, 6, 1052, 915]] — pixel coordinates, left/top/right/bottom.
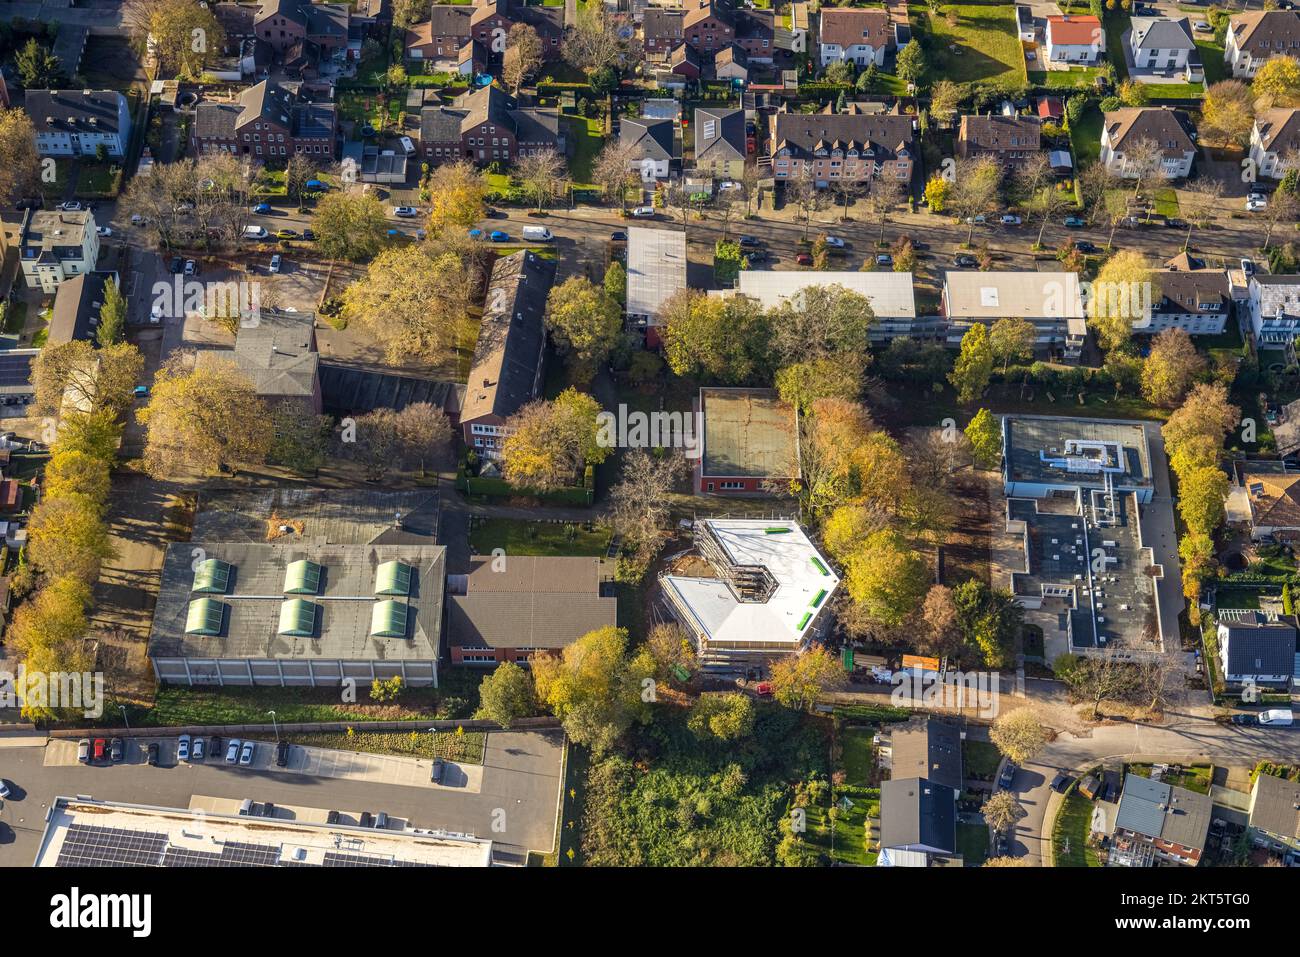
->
[[695, 107, 746, 164], [888, 717, 963, 791], [427, 4, 473, 36], [26, 89, 127, 136], [1250, 771, 1300, 840], [1130, 16, 1195, 51], [643, 8, 684, 41], [201, 308, 319, 400], [420, 104, 462, 143], [1115, 772, 1212, 852], [1218, 609, 1297, 675], [447, 555, 617, 650], [621, 117, 677, 161], [48, 271, 116, 346], [772, 111, 914, 161], [880, 778, 957, 853], [195, 100, 242, 140], [1153, 269, 1229, 316], [239, 79, 296, 129], [461, 250, 557, 424], [1103, 106, 1195, 158]]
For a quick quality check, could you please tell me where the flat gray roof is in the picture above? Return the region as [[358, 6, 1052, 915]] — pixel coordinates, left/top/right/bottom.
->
[[1004, 416, 1153, 489], [148, 541, 445, 663], [626, 226, 686, 326], [700, 387, 799, 479], [192, 488, 440, 546]]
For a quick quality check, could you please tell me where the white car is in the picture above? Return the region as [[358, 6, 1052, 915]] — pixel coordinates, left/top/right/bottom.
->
[[239, 741, 256, 766], [269, 254, 282, 274], [718, 180, 743, 191], [631, 206, 655, 217], [1000, 214, 1022, 225], [242, 225, 268, 240], [96, 226, 112, 237], [177, 734, 191, 762], [823, 236, 846, 248], [151, 302, 164, 323], [392, 206, 419, 218], [0, 780, 10, 799], [1247, 196, 1268, 211], [226, 738, 241, 763], [1241, 258, 1256, 276]]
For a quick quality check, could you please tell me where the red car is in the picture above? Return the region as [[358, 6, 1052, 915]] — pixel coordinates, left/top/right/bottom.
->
[[755, 682, 774, 697], [92, 738, 107, 761], [795, 253, 813, 266]]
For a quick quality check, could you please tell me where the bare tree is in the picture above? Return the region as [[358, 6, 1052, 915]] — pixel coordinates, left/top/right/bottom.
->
[[831, 178, 861, 222], [591, 141, 638, 212], [1177, 177, 1223, 252], [785, 165, 827, 242], [502, 23, 542, 94], [1121, 137, 1164, 200], [863, 176, 905, 245], [514, 148, 568, 212], [1259, 185, 1300, 251], [951, 156, 1002, 246], [563, 5, 639, 76], [608, 450, 689, 574]]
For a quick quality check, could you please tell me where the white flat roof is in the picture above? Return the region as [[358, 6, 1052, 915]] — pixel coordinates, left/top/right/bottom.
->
[[722, 270, 916, 318], [944, 270, 1084, 319], [662, 518, 839, 647], [35, 797, 494, 867], [626, 226, 686, 325]]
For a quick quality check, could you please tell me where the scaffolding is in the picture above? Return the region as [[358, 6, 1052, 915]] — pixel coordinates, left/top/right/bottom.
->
[[695, 521, 778, 603]]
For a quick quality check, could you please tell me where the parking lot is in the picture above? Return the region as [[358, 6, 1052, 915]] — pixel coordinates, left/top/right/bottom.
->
[[0, 729, 563, 866]]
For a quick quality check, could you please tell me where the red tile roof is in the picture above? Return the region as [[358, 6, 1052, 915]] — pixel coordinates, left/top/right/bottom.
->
[[1048, 14, 1102, 46]]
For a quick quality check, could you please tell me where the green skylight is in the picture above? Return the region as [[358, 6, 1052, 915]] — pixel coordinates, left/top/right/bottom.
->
[[370, 600, 409, 638], [284, 559, 322, 595], [278, 599, 318, 637], [375, 560, 412, 597], [192, 558, 232, 594], [185, 598, 225, 636]]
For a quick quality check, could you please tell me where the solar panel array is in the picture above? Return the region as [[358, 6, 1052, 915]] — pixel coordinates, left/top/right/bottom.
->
[[0, 352, 34, 391], [53, 823, 430, 868]]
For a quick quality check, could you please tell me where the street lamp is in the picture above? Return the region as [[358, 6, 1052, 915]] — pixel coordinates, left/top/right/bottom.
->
[[267, 710, 280, 742], [119, 705, 129, 729]]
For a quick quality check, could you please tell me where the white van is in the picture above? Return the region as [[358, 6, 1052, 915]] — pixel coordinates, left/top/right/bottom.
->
[[522, 225, 553, 242], [1259, 709, 1295, 726], [399, 136, 416, 156], [242, 225, 268, 240]]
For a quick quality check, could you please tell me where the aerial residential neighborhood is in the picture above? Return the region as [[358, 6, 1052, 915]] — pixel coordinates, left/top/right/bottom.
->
[[0, 0, 1297, 919]]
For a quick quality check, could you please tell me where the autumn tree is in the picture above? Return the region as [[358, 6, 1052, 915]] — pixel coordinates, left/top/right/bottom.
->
[[661, 290, 771, 384], [645, 621, 697, 680], [515, 147, 567, 211], [342, 244, 476, 365], [1141, 327, 1205, 407], [268, 406, 332, 475], [4, 575, 93, 721], [1162, 382, 1239, 471], [989, 708, 1049, 765], [312, 191, 388, 261], [28, 493, 116, 585], [32, 341, 144, 421], [1178, 466, 1230, 536], [545, 276, 622, 375], [1089, 249, 1160, 353], [0, 109, 41, 206], [531, 625, 653, 754], [965, 408, 1002, 470], [950, 322, 994, 403], [954, 579, 1022, 668], [769, 645, 848, 711], [687, 692, 755, 740], [502, 23, 543, 93], [607, 449, 689, 575], [426, 160, 488, 231], [43, 448, 112, 505], [137, 353, 272, 477], [1253, 55, 1300, 107], [1201, 79, 1255, 146], [15, 39, 65, 88], [501, 389, 610, 490], [124, 0, 225, 79], [983, 790, 1024, 833], [775, 354, 865, 413], [475, 661, 536, 728], [988, 317, 1036, 374], [842, 528, 931, 628]]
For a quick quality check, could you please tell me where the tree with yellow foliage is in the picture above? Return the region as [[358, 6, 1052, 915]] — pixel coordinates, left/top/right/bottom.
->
[[1253, 55, 1300, 107], [427, 160, 488, 231]]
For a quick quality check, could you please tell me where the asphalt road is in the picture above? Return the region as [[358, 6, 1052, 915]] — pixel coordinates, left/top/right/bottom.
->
[[0, 729, 563, 867]]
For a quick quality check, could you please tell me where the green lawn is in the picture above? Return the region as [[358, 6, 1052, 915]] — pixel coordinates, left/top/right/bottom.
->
[[1070, 100, 1104, 168], [1197, 39, 1226, 85], [288, 729, 486, 764], [468, 517, 612, 556], [1029, 67, 1103, 90], [1214, 587, 1262, 610], [842, 726, 877, 786], [956, 821, 989, 865], [76, 162, 122, 198], [806, 785, 880, 866], [1052, 790, 1102, 866], [565, 114, 604, 189], [964, 740, 1002, 779], [1152, 186, 1180, 218], [927, 5, 1026, 85], [1, 301, 27, 336], [1127, 762, 1213, 795]]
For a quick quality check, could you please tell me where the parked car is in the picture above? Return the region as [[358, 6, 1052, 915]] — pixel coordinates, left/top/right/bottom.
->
[[58, 201, 84, 212], [239, 740, 256, 765], [392, 205, 419, 218], [147, 742, 160, 766], [1241, 258, 1256, 276], [467, 228, 483, 239], [78, 739, 90, 763], [745, 249, 769, 263], [609, 231, 628, 242], [1193, 19, 1212, 31], [134, 385, 149, 398], [488, 230, 509, 242], [269, 254, 282, 274], [93, 738, 107, 762], [1247, 195, 1268, 212], [183, 259, 197, 276], [718, 180, 742, 191], [226, 738, 241, 763], [875, 253, 893, 267], [304, 179, 329, 191], [251, 202, 272, 214], [177, 733, 191, 762], [1062, 216, 1085, 228], [631, 206, 655, 218], [276, 740, 290, 767], [96, 226, 112, 237], [192, 736, 206, 761], [301, 229, 315, 241], [738, 235, 761, 248], [999, 214, 1022, 225], [110, 738, 124, 763], [168, 256, 184, 274], [242, 225, 268, 240], [326, 810, 341, 825], [1259, 709, 1294, 726], [211, 736, 223, 759], [823, 236, 846, 248], [0, 780, 10, 799], [374, 811, 389, 829], [1230, 713, 1259, 726], [952, 254, 979, 268], [754, 682, 774, 697], [1050, 770, 1073, 793], [432, 758, 445, 784], [275, 228, 298, 239], [795, 253, 813, 266], [998, 761, 1017, 790], [359, 811, 374, 828], [1073, 240, 1099, 254], [964, 214, 987, 225]]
